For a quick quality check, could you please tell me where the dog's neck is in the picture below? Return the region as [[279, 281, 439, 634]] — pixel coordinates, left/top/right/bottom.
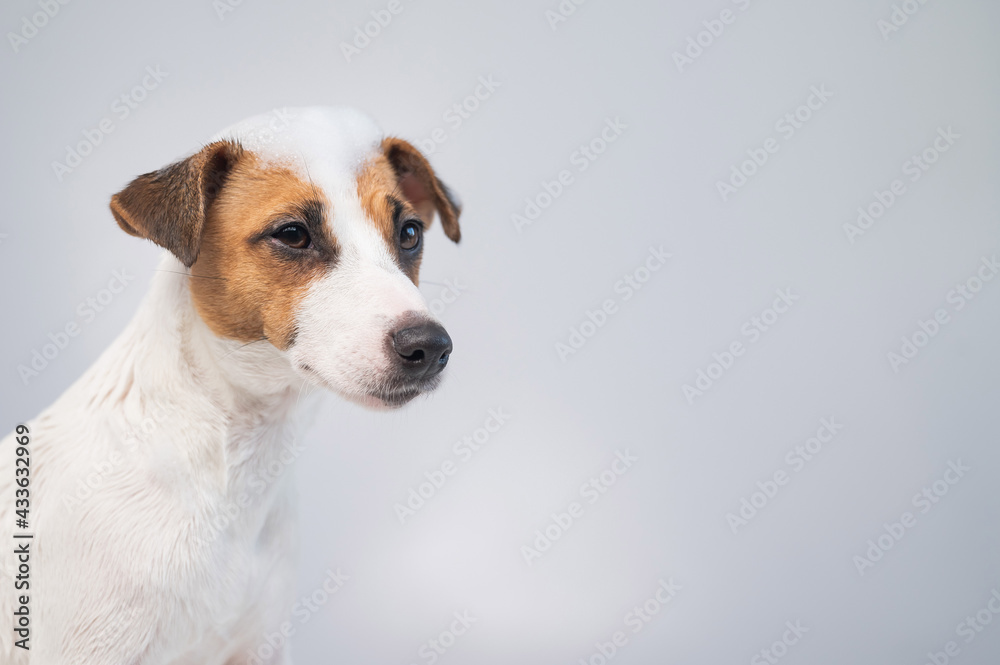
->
[[72, 253, 318, 493], [154, 253, 307, 408]]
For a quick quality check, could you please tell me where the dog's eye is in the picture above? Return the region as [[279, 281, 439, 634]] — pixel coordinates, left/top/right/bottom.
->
[[400, 221, 421, 251], [273, 224, 311, 249]]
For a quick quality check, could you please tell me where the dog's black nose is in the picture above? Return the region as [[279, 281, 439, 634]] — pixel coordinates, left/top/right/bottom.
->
[[392, 321, 453, 378]]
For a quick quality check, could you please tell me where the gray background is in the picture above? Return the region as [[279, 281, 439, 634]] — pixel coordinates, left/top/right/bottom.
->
[[2, 0, 999, 663]]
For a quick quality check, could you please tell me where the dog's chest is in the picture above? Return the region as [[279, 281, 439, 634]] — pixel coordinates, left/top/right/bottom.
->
[[182, 482, 298, 656], [107, 420, 301, 653], [179, 426, 302, 612], [151, 461, 299, 663]]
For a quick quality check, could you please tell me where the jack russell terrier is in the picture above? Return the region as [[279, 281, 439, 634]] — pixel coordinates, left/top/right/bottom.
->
[[0, 107, 462, 664]]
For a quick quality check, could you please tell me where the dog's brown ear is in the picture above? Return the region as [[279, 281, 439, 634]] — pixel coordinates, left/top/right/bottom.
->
[[110, 140, 243, 267], [381, 137, 462, 243]]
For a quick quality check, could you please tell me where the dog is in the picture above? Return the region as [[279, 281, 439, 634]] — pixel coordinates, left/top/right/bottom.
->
[[0, 107, 462, 664]]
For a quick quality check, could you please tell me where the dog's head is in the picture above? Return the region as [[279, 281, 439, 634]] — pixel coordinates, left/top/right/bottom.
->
[[109, 107, 461, 408]]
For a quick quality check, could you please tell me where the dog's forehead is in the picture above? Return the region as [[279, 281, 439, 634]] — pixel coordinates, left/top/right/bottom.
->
[[212, 106, 383, 195], [213, 107, 400, 263]]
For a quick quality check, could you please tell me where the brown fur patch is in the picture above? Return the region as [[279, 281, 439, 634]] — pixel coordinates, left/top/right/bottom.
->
[[380, 137, 462, 243], [356, 154, 406, 249], [110, 141, 243, 267], [189, 154, 336, 349], [356, 154, 426, 284]]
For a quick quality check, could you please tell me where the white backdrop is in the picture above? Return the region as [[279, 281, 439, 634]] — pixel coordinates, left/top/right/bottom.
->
[[2, 0, 999, 663]]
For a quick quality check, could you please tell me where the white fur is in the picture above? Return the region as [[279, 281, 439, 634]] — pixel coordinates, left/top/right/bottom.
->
[[0, 108, 443, 664], [1, 254, 308, 664]]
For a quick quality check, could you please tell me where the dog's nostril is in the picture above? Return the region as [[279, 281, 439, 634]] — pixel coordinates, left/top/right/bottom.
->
[[392, 321, 453, 376]]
